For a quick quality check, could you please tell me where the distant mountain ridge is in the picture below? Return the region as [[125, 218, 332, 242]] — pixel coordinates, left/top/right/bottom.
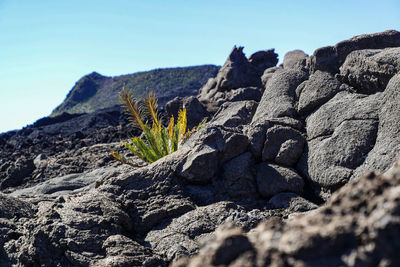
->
[[51, 65, 219, 116]]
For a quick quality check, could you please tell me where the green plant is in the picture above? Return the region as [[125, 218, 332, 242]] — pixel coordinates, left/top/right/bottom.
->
[[110, 86, 206, 166]]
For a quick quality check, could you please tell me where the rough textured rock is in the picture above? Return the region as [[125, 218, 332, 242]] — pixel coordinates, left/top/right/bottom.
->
[[1, 157, 35, 189], [211, 87, 263, 107], [251, 68, 308, 122], [310, 29, 400, 74], [0, 193, 34, 219], [297, 70, 343, 115], [10, 165, 132, 197], [222, 152, 257, 198], [268, 192, 318, 212], [247, 117, 304, 158], [283, 50, 308, 71], [256, 163, 304, 198], [209, 101, 258, 130], [145, 201, 271, 262], [338, 47, 400, 93], [262, 125, 305, 166], [166, 96, 209, 129], [177, 158, 400, 267], [198, 46, 271, 113], [198, 46, 261, 98], [248, 49, 278, 74], [260, 66, 279, 87], [299, 91, 381, 198], [352, 74, 400, 179]]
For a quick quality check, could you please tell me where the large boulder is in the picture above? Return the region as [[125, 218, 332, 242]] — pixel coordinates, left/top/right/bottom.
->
[[297, 70, 344, 115], [256, 162, 304, 198], [248, 49, 278, 74], [247, 117, 304, 158], [310, 30, 400, 74], [298, 91, 382, 198], [283, 50, 309, 71], [338, 47, 400, 94], [352, 74, 400, 179], [0, 157, 35, 189], [251, 68, 308, 122], [222, 152, 257, 198], [198, 46, 261, 97], [262, 125, 306, 166]]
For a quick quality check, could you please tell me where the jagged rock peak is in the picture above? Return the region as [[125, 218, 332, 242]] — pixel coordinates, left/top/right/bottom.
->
[[226, 45, 248, 63], [198, 46, 278, 113]]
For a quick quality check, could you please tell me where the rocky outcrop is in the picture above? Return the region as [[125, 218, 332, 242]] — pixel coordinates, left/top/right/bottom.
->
[[198, 46, 277, 113], [338, 47, 400, 93], [310, 30, 400, 74], [174, 158, 400, 267], [1, 30, 400, 266]]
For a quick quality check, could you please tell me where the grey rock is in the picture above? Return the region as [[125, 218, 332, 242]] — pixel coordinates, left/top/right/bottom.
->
[[145, 202, 243, 262], [310, 30, 400, 74], [305, 91, 381, 140], [3, 191, 139, 266], [297, 70, 343, 115], [261, 66, 280, 87], [300, 91, 382, 196], [256, 162, 304, 198], [179, 124, 249, 183], [338, 47, 400, 94], [262, 125, 305, 166], [33, 153, 47, 168], [2, 157, 35, 189], [213, 46, 262, 90], [98, 151, 196, 235], [268, 192, 318, 212], [166, 96, 209, 129], [213, 87, 263, 106], [198, 47, 264, 113], [25, 142, 127, 192], [352, 74, 400, 179], [184, 185, 215, 206], [252, 68, 308, 122], [210, 100, 258, 129], [0, 193, 34, 219], [180, 158, 400, 267], [247, 117, 304, 158], [222, 152, 257, 198], [248, 49, 278, 74], [198, 46, 261, 98], [179, 144, 219, 183], [283, 50, 308, 71], [93, 234, 164, 267], [10, 166, 128, 196]]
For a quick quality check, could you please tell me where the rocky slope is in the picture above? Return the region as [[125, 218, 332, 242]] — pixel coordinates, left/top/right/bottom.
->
[[51, 65, 219, 116], [0, 30, 400, 266]]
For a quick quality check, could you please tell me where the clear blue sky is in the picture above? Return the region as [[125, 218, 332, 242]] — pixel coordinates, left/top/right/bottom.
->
[[1, 0, 399, 133]]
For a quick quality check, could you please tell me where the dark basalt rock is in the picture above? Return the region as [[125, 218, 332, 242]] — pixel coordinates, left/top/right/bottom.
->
[[248, 49, 279, 74], [337, 47, 400, 94], [198, 46, 276, 113], [310, 29, 400, 74], [176, 158, 400, 267], [283, 49, 309, 71]]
